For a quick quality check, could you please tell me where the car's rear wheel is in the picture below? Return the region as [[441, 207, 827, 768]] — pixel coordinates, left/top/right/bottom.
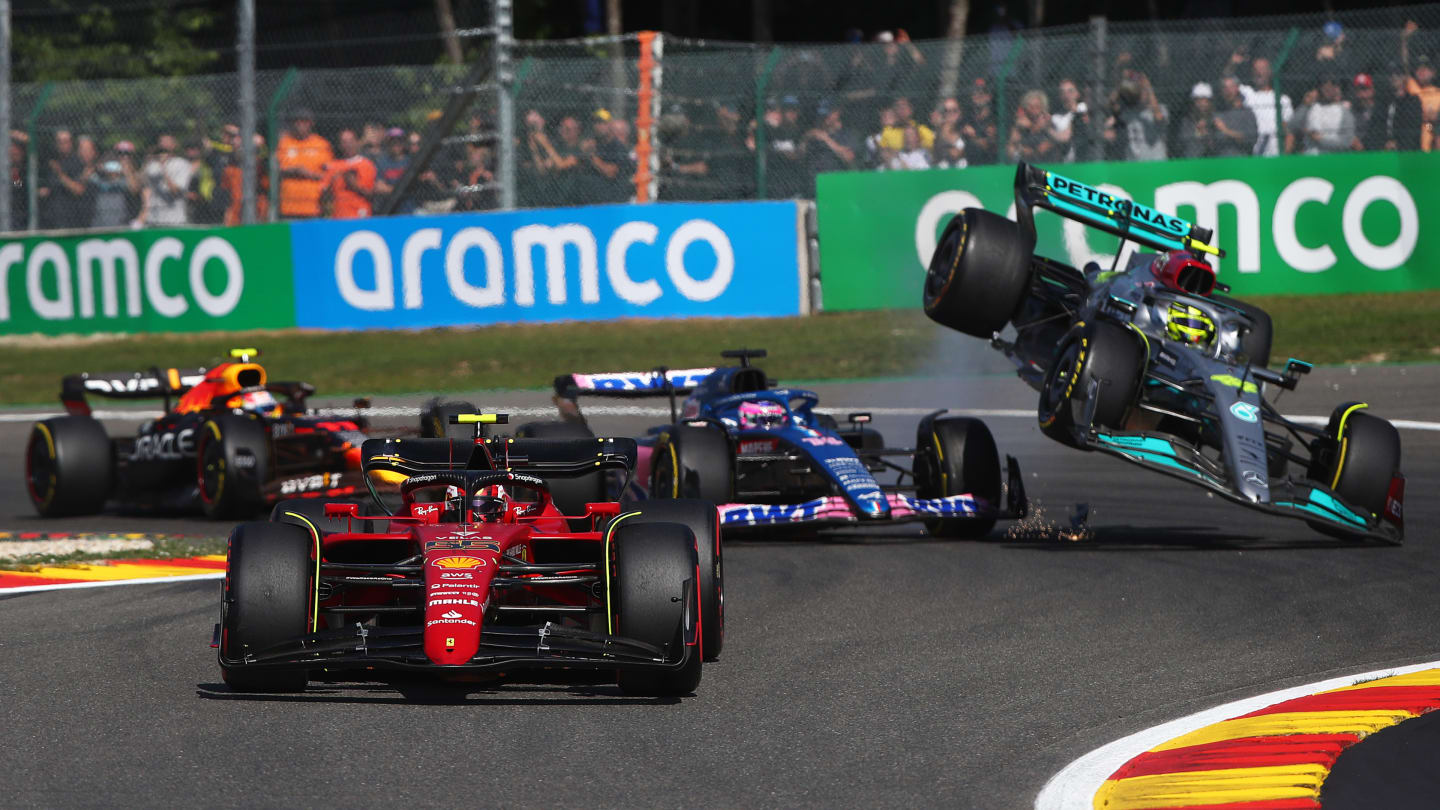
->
[[652, 424, 733, 503], [914, 415, 1001, 539], [609, 521, 702, 697], [1037, 321, 1145, 448], [623, 500, 724, 661], [26, 416, 113, 517], [420, 400, 479, 441], [221, 521, 314, 692], [197, 415, 270, 520], [1308, 405, 1401, 533], [923, 208, 1033, 337]]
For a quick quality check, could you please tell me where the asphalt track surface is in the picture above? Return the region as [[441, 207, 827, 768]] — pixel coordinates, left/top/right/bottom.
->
[[2, 360, 1437, 808]]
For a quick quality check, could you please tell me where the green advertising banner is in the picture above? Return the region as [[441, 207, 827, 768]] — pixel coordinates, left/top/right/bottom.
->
[[0, 224, 295, 335], [816, 152, 1437, 310]]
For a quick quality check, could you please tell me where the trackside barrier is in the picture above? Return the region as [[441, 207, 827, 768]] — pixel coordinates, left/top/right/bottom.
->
[[0, 200, 805, 336], [815, 152, 1439, 311]]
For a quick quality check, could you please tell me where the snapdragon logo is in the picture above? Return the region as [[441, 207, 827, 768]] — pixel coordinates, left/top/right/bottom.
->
[[332, 218, 734, 312], [0, 236, 244, 322]]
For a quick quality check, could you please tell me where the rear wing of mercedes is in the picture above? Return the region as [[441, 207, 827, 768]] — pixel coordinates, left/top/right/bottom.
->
[[552, 367, 715, 425], [61, 367, 208, 415], [1013, 162, 1225, 261]]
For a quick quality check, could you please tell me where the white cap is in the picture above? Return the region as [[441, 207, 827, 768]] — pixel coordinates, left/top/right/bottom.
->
[[1191, 82, 1213, 99], [875, 30, 895, 43]]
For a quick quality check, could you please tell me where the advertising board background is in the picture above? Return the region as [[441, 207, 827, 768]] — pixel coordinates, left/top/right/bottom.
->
[[0, 224, 295, 335], [289, 201, 801, 330], [816, 153, 1437, 311]]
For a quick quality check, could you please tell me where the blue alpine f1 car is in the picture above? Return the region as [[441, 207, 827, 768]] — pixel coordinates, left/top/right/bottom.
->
[[551, 350, 1027, 537]]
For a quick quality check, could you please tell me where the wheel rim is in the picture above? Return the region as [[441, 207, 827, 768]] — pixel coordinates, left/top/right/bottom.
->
[[199, 438, 225, 506], [924, 225, 963, 303], [1042, 341, 1082, 417], [25, 430, 55, 506]]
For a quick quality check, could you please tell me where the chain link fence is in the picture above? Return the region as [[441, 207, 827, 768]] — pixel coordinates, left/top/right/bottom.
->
[[8, 2, 1440, 233]]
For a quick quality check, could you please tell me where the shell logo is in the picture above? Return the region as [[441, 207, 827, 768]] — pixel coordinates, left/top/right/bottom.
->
[[432, 555, 487, 569]]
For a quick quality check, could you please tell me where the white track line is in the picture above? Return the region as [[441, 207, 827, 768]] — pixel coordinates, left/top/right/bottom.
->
[[2, 406, 1438, 430], [1034, 658, 1440, 810], [0, 571, 225, 595]]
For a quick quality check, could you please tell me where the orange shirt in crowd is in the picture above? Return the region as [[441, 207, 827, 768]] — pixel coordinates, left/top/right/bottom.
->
[[321, 155, 377, 219], [221, 164, 269, 226], [277, 132, 333, 217]]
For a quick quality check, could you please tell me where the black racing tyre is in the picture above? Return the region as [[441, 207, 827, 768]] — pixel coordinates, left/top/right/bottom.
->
[[914, 416, 1001, 539], [923, 208, 1033, 337], [1037, 321, 1145, 449], [420, 400, 480, 441], [26, 416, 113, 517], [609, 521, 702, 696], [1214, 295, 1272, 369], [220, 521, 314, 692], [515, 420, 606, 521], [1308, 406, 1401, 519], [197, 415, 271, 520], [652, 424, 733, 503], [624, 500, 724, 662]]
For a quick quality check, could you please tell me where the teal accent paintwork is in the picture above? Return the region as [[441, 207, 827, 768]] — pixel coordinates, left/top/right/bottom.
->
[[1275, 489, 1367, 527], [1098, 434, 1176, 455], [1043, 196, 1189, 251]]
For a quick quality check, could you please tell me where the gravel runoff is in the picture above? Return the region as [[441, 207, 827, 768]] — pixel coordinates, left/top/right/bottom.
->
[[0, 537, 155, 561]]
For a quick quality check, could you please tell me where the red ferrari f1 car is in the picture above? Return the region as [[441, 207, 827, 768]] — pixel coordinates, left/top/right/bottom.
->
[[215, 414, 722, 697]]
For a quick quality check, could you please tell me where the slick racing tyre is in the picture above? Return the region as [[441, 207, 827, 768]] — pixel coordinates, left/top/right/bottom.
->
[[515, 420, 606, 522], [220, 521, 314, 692], [197, 415, 271, 520], [652, 424, 733, 503], [915, 415, 1001, 539], [624, 500, 724, 661], [1037, 321, 1144, 449], [26, 416, 113, 517], [420, 399, 479, 441], [1307, 404, 1401, 528], [1213, 295, 1272, 369], [923, 208, 1033, 337], [608, 521, 703, 697]]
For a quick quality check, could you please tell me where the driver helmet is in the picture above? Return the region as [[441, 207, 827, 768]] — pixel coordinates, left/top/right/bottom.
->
[[470, 484, 507, 521], [226, 388, 282, 417], [739, 400, 787, 430], [1165, 302, 1216, 347]]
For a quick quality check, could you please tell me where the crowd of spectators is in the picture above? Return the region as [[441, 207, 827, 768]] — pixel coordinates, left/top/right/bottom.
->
[[6, 16, 1440, 232]]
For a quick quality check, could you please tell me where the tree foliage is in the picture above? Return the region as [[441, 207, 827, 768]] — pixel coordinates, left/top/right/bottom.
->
[[13, 1, 222, 82]]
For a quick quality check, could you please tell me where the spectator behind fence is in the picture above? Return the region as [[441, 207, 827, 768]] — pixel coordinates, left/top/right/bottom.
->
[[1051, 78, 1090, 162], [1213, 77, 1258, 156], [1406, 54, 1440, 151], [361, 121, 385, 162], [805, 101, 859, 180], [931, 97, 966, 168], [9, 134, 27, 231], [660, 105, 713, 200], [133, 134, 192, 228], [88, 156, 133, 229], [963, 79, 999, 165], [222, 131, 269, 225], [455, 142, 497, 211], [1351, 73, 1382, 151], [1300, 76, 1355, 155], [1008, 89, 1057, 163], [44, 129, 90, 229], [1179, 82, 1217, 158], [864, 105, 898, 167], [320, 129, 377, 218], [277, 109, 333, 219], [1242, 57, 1293, 156], [1106, 72, 1167, 162], [886, 123, 931, 170], [185, 140, 229, 225], [878, 96, 935, 153], [376, 127, 413, 212], [1383, 63, 1424, 150], [585, 109, 633, 203], [1286, 84, 1318, 154]]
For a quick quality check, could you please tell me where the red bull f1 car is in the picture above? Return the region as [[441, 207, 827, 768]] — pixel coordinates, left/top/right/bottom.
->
[[26, 349, 370, 519], [551, 349, 1027, 537], [215, 413, 721, 696], [922, 163, 1404, 543]]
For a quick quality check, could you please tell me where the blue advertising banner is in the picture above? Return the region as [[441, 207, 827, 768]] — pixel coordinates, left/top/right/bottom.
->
[[289, 201, 801, 329]]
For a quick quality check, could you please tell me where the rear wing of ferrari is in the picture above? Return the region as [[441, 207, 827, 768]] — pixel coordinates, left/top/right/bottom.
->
[[60, 367, 208, 415], [1013, 162, 1225, 260], [361, 435, 639, 478]]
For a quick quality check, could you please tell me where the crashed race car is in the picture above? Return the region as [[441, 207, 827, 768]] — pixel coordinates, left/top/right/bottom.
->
[[922, 162, 1404, 543], [215, 413, 721, 696], [25, 349, 370, 519], [550, 349, 1027, 536]]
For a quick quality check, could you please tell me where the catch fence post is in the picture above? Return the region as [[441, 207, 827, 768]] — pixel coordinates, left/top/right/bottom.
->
[[25, 81, 53, 232], [264, 68, 298, 223], [1089, 15, 1106, 162]]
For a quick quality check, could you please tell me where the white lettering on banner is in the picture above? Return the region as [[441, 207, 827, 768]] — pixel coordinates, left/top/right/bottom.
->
[[76, 239, 141, 318], [1062, 183, 1137, 271], [1342, 176, 1418, 270], [335, 230, 394, 310], [1153, 180, 1261, 272], [1273, 177, 1335, 272], [402, 227, 442, 309], [189, 237, 244, 316], [445, 227, 504, 307], [144, 237, 188, 317], [513, 223, 599, 306], [0, 243, 21, 319], [27, 241, 73, 319], [665, 219, 733, 301], [606, 221, 661, 305], [914, 190, 983, 268]]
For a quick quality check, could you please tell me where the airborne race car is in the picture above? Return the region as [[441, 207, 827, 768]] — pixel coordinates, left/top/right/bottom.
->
[[922, 162, 1404, 543], [26, 349, 371, 519], [551, 349, 1028, 537], [216, 414, 721, 697]]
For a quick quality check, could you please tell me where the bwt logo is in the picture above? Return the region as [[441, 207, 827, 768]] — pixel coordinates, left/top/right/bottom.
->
[[0, 237, 245, 322], [333, 219, 736, 311]]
